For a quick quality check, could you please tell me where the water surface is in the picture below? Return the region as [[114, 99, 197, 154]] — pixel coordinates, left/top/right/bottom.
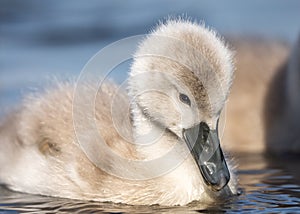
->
[[1, 154, 299, 213]]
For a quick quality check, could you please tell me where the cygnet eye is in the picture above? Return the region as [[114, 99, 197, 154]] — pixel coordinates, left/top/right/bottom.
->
[[179, 93, 191, 106]]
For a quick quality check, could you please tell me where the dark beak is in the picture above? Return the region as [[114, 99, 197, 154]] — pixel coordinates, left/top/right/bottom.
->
[[183, 122, 230, 191]]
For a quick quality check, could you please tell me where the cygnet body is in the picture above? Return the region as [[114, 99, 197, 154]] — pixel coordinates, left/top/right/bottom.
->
[[0, 20, 237, 206]]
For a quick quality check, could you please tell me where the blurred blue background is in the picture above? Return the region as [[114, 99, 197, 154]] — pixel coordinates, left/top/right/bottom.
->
[[1, 0, 300, 114]]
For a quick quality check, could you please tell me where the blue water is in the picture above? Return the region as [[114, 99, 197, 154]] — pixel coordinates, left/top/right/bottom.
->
[[1, 0, 300, 113], [1, 1, 300, 213]]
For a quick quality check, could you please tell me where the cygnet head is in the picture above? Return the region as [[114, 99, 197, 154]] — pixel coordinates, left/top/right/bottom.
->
[[128, 19, 234, 191]]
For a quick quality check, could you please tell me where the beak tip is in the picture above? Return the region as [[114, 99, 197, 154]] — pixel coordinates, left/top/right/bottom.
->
[[200, 162, 230, 191], [211, 172, 230, 191]]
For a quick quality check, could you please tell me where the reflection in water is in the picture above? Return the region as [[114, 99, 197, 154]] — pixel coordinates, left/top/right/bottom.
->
[[1, 154, 299, 213]]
